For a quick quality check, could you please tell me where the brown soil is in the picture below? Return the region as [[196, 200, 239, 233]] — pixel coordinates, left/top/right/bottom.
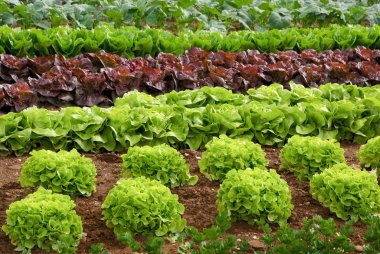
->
[[0, 142, 372, 254]]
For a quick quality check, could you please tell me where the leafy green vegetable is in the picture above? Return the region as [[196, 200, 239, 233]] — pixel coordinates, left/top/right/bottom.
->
[[108, 104, 188, 150], [115, 91, 160, 108], [310, 163, 380, 220], [177, 211, 252, 254], [217, 168, 293, 229], [357, 136, 380, 175], [143, 236, 165, 254], [19, 149, 97, 197], [0, 84, 380, 156], [2, 188, 82, 254], [157, 86, 248, 108], [364, 215, 380, 254], [1, 0, 379, 32], [89, 243, 110, 254], [199, 135, 268, 181], [60, 107, 113, 152], [1, 25, 380, 57], [262, 215, 355, 254], [102, 177, 186, 242], [121, 210, 253, 253], [280, 135, 345, 180], [121, 144, 198, 188]]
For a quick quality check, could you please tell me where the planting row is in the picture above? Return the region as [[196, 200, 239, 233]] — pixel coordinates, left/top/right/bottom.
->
[[3, 135, 380, 253], [16, 134, 380, 197], [1, 84, 379, 155], [2, 47, 380, 112], [1, 25, 380, 57], [1, 0, 379, 31]]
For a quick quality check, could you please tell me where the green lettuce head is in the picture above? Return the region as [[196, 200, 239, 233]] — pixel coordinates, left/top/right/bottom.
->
[[121, 144, 198, 188], [102, 177, 186, 242], [19, 149, 97, 197], [357, 136, 380, 175], [2, 188, 82, 254], [310, 163, 380, 220], [199, 135, 268, 181], [217, 168, 293, 228], [280, 135, 345, 180]]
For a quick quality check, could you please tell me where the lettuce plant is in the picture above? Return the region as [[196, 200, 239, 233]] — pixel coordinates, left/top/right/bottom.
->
[[3, 47, 380, 113], [19, 149, 96, 197], [199, 135, 268, 181], [310, 163, 380, 220], [2, 188, 82, 254], [115, 91, 160, 108], [217, 168, 293, 228], [280, 136, 345, 180], [102, 177, 186, 242], [357, 136, 380, 175], [1, 85, 380, 156], [121, 144, 198, 188]]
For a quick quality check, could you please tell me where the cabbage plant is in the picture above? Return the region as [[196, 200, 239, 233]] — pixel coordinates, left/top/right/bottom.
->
[[310, 163, 380, 220], [217, 168, 293, 228], [199, 135, 268, 181], [102, 177, 186, 242], [280, 135, 345, 180], [121, 144, 198, 188], [19, 149, 97, 196], [2, 188, 82, 254]]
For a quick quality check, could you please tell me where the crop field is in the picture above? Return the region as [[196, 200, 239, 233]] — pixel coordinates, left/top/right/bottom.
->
[[0, 143, 372, 254], [0, 1, 379, 254]]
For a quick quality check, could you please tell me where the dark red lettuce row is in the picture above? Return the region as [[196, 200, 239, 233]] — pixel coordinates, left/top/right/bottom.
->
[[1, 47, 380, 112]]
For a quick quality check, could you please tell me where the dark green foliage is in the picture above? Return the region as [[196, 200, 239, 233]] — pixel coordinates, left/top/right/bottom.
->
[[1, 25, 380, 57], [364, 215, 380, 254], [143, 236, 165, 254], [0, 0, 380, 31], [262, 215, 356, 254], [116, 231, 141, 252], [89, 243, 110, 254], [177, 211, 253, 254]]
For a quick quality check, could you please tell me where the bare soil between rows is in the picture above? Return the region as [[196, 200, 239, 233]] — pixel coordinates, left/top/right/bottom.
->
[[0, 142, 374, 254]]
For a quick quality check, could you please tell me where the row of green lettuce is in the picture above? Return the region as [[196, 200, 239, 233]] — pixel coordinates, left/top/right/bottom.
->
[[1, 24, 380, 57], [1, 83, 379, 156]]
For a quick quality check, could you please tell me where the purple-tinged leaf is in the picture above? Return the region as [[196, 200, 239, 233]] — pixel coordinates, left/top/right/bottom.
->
[[4, 82, 38, 112]]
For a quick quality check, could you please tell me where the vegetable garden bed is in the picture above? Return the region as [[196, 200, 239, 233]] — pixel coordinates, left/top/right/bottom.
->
[[1, 2, 380, 253], [1, 0, 379, 31], [2, 47, 380, 111], [0, 143, 373, 253], [2, 25, 380, 58]]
